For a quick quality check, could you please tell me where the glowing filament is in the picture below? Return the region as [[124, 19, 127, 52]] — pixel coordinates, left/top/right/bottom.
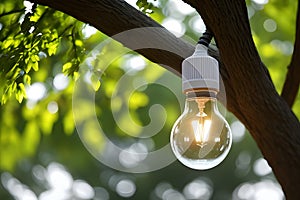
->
[[192, 119, 212, 144]]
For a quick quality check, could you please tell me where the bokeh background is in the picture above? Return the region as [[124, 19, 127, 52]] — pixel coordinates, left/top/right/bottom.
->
[[1, 0, 299, 199]]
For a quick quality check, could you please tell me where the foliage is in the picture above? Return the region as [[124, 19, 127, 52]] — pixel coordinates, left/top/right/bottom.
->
[[0, 1, 84, 104], [0, 0, 299, 199], [136, 0, 158, 14]]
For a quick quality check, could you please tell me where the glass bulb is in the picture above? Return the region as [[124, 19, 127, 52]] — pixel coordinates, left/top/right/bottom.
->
[[170, 92, 232, 170]]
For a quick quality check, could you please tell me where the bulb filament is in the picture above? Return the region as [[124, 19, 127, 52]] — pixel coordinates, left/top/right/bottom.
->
[[191, 99, 212, 147]]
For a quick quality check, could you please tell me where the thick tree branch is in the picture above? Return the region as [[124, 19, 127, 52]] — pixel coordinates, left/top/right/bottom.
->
[[281, 1, 300, 107], [29, 0, 243, 118], [183, 0, 300, 199], [29, 0, 300, 198], [30, 0, 192, 75]]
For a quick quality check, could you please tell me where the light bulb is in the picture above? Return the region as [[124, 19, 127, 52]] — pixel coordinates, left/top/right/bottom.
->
[[170, 44, 232, 170], [171, 92, 232, 170]]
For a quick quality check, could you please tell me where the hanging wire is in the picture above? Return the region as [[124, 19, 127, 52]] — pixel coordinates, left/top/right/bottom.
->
[[197, 29, 214, 47]]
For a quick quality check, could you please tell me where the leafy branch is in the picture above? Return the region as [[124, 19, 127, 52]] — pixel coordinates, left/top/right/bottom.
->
[[136, 0, 157, 14], [62, 23, 86, 77], [0, 5, 86, 104]]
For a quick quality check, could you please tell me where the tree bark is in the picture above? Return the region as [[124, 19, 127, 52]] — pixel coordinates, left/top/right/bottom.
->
[[183, 1, 300, 199], [281, 0, 300, 107], [30, 0, 300, 198]]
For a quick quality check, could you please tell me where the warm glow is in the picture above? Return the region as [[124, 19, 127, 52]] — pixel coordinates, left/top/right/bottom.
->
[[192, 119, 212, 144]]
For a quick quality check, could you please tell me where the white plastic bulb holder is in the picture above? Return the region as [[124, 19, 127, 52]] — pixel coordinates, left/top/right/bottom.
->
[[170, 44, 232, 170], [182, 44, 219, 93]]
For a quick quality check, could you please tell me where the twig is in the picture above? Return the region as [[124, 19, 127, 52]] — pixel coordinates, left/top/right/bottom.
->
[[0, 8, 25, 18]]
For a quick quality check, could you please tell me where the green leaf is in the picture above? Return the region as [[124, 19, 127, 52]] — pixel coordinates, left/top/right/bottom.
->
[[136, 0, 155, 14], [18, 83, 26, 94], [24, 63, 31, 73], [47, 41, 59, 56], [31, 54, 40, 62], [15, 90, 24, 103], [23, 74, 31, 85], [90, 74, 101, 91], [1, 94, 8, 104], [11, 82, 17, 92], [75, 39, 83, 47], [62, 62, 73, 74], [32, 61, 39, 71], [3, 38, 14, 49], [15, 83, 26, 103], [30, 15, 40, 23]]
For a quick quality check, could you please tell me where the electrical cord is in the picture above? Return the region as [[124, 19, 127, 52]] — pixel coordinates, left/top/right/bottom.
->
[[197, 29, 213, 47]]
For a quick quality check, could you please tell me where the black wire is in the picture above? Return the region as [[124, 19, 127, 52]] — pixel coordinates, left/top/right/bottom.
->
[[197, 29, 214, 47]]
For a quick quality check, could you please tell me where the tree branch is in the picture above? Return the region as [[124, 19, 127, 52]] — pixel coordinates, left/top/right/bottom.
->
[[281, 1, 300, 107], [183, 0, 300, 198], [0, 8, 25, 18], [28, 0, 246, 121], [30, 0, 194, 75], [28, 0, 300, 198]]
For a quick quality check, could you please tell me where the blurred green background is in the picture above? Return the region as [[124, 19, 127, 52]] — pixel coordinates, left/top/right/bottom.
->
[[0, 0, 299, 199]]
